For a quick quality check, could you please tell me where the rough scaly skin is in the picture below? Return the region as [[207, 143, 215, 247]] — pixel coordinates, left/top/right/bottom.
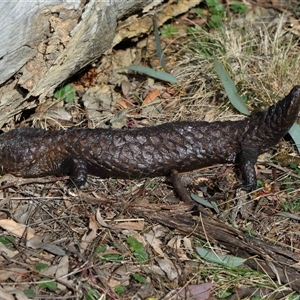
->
[[0, 86, 299, 189]]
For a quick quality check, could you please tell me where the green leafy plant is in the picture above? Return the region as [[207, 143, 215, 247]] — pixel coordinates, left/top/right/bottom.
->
[[39, 278, 57, 292], [94, 245, 106, 255], [256, 179, 263, 188], [99, 253, 123, 262], [229, 2, 248, 14], [195, 0, 247, 29], [126, 236, 149, 263], [160, 24, 178, 38], [290, 163, 300, 176], [281, 195, 300, 213], [132, 273, 147, 283], [34, 263, 49, 271], [95, 245, 124, 263], [85, 289, 101, 300], [115, 285, 125, 294], [23, 289, 36, 298], [0, 235, 15, 245], [283, 181, 294, 194], [206, 0, 226, 28], [146, 182, 157, 189], [218, 290, 233, 298], [133, 249, 149, 262], [54, 83, 75, 103]]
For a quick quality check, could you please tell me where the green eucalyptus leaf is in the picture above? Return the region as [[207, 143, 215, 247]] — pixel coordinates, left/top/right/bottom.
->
[[196, 247, 246, 267], [126, 65, 178, 83], [288, 123, 300, 153], [153, 15, 166, 69], [191, 193, 219, 213], [214, 60, 250, 115]]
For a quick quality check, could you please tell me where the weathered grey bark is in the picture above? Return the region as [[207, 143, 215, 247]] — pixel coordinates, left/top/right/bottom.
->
[[0, 0, 151, 127], [0, 0, 201, 127], [0, 0, 153, 126]]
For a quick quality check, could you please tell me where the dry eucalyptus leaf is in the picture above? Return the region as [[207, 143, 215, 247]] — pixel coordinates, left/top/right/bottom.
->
[[1, 286, 29, 300], [0, 268, 29, 281], [167, 236, 190, 260], [109, 109, 128, 129], [112, 221, 144, 231], [144, 233, 164, 256], [0, 242, 17, 258], [121, 80, 131, 96], [14, 203, 35, 224], [152, 225, 169, 238], [178, 283, 213, 300], [26, 235, 44, 249], [96, 208, 110, 228], [56, 256, 69, 279], [0, 219, 35, 239], [144, 265, 165, 277], [56, 255, 73, 290], [80, 215, 98, 253], [43, 108, 72, 121], [40, 265, 58, 277], [0, 287, 14, 300], [41, 244, 66, 256], [155, 257, 179, 281]]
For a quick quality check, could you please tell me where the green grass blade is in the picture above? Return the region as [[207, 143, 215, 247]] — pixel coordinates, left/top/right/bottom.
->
[[214, 60, 250, 115], [126, 65, 178, 83]]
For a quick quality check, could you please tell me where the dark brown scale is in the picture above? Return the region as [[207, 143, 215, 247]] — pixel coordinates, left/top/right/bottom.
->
[[0, 86, 299, 190]]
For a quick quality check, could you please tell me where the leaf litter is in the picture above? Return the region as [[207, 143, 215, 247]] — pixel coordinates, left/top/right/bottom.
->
[[1, 2, 300, 299]]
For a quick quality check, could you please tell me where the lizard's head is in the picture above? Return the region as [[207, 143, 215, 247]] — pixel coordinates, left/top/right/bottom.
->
[[263, 85, 300, 138], [243, 86, 300, 153], [259, 85, 300, 132], [283, 85, 300, 126]]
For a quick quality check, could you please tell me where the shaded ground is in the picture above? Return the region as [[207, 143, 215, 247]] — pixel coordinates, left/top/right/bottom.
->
[[1, 1, 300, 299]]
